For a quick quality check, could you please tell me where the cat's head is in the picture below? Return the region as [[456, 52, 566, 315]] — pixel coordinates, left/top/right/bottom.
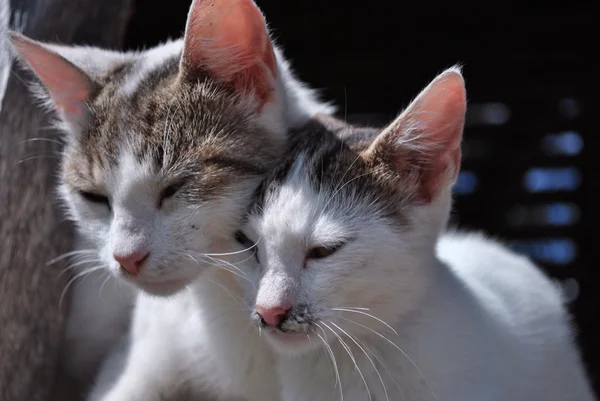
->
[[237, 68, 466, 355], [9, 0, 326, 296]]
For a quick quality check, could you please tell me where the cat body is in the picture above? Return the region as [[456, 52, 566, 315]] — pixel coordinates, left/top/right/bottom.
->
[[8, 0, 333, 392], [86, 117, 367, 401], [84, 67, 594, 401], [55, 31, 332, 383], [236, 69, 596, 401], [266, 231, 593, 401], [91, 67, 595, 401], [10, 0, 594, 398], [88, 267, 278, 401]]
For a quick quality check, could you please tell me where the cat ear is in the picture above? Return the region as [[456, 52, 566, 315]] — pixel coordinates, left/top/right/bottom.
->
[[8, 32, 97, 130], [364, 67, 467, 203], [180, 0, 277, 108]]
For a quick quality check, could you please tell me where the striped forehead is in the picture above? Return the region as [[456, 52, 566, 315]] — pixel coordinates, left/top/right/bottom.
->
[[251, 125, 411, 230], [257, 152, 347, 241], [105, 149, 156, 197]]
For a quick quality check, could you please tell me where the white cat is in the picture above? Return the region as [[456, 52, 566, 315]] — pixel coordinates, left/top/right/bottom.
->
[[91, 67, 595, 401], [8, 0, 333, 391], [12, 0, 593, 397], [236, 68, 597, 401]]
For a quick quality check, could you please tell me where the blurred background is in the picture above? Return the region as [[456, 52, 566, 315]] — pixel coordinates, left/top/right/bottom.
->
[[127, 0, 598, 390]]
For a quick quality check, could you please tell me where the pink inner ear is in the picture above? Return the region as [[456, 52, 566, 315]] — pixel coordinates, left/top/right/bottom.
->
[[182, 0, 277, 105], [371, 70, 466, 203], [412, 72, 466, 201], [410, 71, 466, 147], [10, 34, 94, 115]]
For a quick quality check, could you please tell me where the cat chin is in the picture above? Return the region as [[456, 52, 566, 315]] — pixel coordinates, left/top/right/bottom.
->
[[120, 273, 198, 297], [263, 328, 317, 356]]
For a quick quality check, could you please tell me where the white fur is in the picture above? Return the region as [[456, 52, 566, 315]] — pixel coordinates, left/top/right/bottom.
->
[[87, 64, 593, 401], [45, 44, 137, 79], [236, 161, 596, 401], [86, 157, 596, 401], [56, 31, 334, 389], [9, 0, 334, 393], [118, 40, 182, 97], [228, 68, 596, 399], [60, 146, 260, 383], [109, 38, 334, 132], [87, 267, 279, 401], [62, 238, 136, 382], [81, 129, 328, 401]]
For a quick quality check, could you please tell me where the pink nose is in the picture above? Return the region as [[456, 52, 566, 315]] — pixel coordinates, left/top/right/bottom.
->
[[256, 305, 290, 327], [114, 251, 149, 276]]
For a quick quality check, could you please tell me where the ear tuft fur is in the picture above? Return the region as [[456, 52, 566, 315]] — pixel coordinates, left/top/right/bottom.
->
[[365, 68, 467, 203]]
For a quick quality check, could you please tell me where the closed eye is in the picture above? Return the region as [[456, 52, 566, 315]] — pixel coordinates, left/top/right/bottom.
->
[[306, 241, 346, 260], [234, 230, 260, 263], [79, 191, 111, 210], [158, 181, 186, 208]]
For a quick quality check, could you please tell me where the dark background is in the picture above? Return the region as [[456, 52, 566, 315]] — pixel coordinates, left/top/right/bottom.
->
[[123, 0, 596, 393]]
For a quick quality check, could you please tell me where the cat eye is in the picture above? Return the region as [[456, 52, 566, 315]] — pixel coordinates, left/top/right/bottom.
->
[[158, 181, 185, 208], [79, 191, 111, 209], [234, 230, 260, 263], [306, 243, 345, 260]]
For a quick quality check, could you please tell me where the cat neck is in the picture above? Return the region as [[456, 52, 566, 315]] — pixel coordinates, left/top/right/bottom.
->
[[186, 263, 281, 401], [189, 264, 247, 312]]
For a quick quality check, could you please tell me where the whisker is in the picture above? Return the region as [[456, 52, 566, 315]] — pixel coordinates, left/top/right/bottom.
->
[[15, 137, 63, 147], [204, 257, 251, 281], [340, 323, 406, 401], [207, 277, 245, 308], [314, 323, 339, 386], [203, 238, 261, 256], [330, 321, 387, 401], [320, 321, 372, 401], [57, 259, 103, 279], [204, 256, 255, 287], [365, 346, 407, 401], [186, 254, 254, 287], [59, 257, 103, 268], [162, 102, 181, 168], [59, 266, 104, 308], [17, 155, 60, 164], [98, 272, 113, 303], [205, 250, 257, 268], [47, 250, 97, 266], [339, 317, 437, 401], [190, 252, 249, 276], [330, 308, 398, 335], [314, 328, 343, 401], [322, 153, 363, 210], [205, 254, 250, 273], [335, 153, 362, 195], [322, 172, 372, 212]]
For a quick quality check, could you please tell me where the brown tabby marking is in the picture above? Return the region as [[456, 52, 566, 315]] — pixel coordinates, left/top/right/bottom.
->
[[62, 53, 281, 203]]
